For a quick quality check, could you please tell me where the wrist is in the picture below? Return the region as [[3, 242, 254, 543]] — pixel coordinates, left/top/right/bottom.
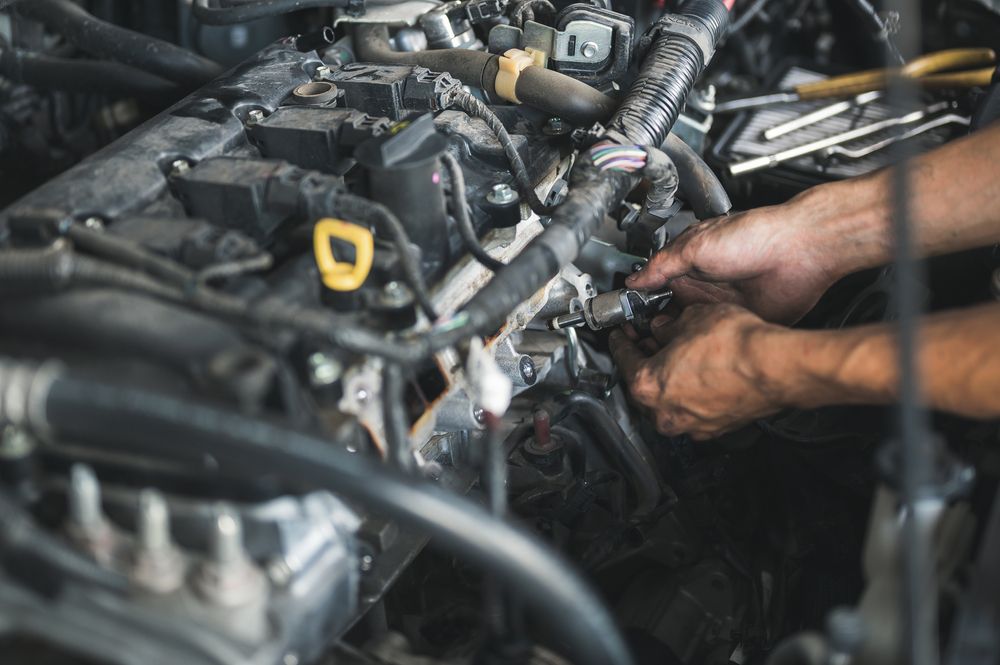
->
[[752, 325, 898, 411], [784, 175, 894, 281]]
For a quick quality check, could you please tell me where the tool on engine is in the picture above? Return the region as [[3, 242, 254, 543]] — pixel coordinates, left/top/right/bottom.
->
[[714, 47, 996, 114], [547, 287, 672, 332], [728, 101, 957, 176]]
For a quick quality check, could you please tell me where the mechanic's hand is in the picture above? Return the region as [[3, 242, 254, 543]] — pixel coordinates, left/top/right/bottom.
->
[[625, 199, 840, 324], [609, 304, 788, 440]]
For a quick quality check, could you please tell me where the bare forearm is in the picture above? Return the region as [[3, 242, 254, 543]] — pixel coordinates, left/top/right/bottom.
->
[[756, 303, 1000, 419], [793, 121, 1000, 278]]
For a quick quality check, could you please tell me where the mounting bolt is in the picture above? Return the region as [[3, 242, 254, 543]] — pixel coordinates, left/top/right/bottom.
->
[[360, 554, 374, 572], [132, 489, 185, 593], [580, 41, 599, 58], [473, 407, 486, 424], [69, 464, 105, 533], [137, 489, 171, 552], [487, 183, 517, 205], [0, 426, 35, 460], [380, 280, 412, 308], [308, 352, 342, 387], [197, 504, 266, 606], [169, 159, 191, 177], [67, 464, 115, 563], [315, 65, 331, 79], [246, 109, 265, 125], [83, 217, 104, 231]]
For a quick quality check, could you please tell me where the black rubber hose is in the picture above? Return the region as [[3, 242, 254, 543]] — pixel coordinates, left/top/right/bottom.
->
[[608, 0, 729, 147], [441, 152, 506, 272], [16, 0, 223, 88], [661, 132, 732, 218], [547, 392, 661, 518], [0, 48, 178, 99], [353, 24, 498, 91], [0, 491, 129, 595], [451, 91, 553, 216], [352, 24, 617, 125], [514, 66, 619, 124], [192, 0, 351, 25], [64, 225, 192, 287], [382, 362, 415, 471], [3, 368, 635, 665]]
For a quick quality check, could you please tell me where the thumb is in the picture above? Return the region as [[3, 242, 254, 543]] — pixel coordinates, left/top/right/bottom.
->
[[626, 242, 691, 288]]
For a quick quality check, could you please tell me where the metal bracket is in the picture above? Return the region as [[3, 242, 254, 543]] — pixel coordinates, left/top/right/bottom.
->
[[488, 4, 633, 86]]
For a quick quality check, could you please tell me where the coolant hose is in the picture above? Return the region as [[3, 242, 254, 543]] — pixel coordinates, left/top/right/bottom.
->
[[548, 392, 662, 517], [662, 132, 732, 218], [0, 361, 635, 665], [0, 48, 178, 99], [352, 24, 617, 124], [16, 0, 223, 88], [608, 0, 729, 147], [192, 0, 354, 25]]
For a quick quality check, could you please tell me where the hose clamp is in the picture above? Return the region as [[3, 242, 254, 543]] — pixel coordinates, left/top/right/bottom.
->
[[495, 48, 547, 104]]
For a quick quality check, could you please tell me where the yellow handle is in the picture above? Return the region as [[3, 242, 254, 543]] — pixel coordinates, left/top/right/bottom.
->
[[921, 66, 996, 89], [313, 218, 374, 292], [794, 47, 997, 100]]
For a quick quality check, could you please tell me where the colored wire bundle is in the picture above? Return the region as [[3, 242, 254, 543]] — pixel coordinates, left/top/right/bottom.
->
[[588, 142, 648, 172]]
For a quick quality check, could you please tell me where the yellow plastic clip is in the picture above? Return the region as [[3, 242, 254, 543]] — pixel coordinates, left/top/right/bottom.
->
[[313, 218, 374, 292], [495, 48, 547, 104]]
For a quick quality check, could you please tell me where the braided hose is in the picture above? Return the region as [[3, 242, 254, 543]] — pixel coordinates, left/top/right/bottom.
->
[[609, 0, 729, 147]]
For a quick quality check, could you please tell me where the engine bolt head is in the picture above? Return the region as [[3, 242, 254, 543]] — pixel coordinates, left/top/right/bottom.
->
[[169, 159, 191, 177], [308, 352, 342, 387], [0, 426, 35, 459], [246, 109, 265, 125], [83, 217, 104, 231], [487, 183, 517, 205], [580, 41, 599, 58]]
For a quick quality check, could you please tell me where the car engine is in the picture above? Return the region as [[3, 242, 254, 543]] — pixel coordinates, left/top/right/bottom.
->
[[0, 1, 998, 665]]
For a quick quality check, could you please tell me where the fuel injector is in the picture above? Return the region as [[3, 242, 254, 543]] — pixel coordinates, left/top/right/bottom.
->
[[547, 287, 672, 332]]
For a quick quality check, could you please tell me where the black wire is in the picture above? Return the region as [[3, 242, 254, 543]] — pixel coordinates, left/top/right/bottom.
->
[[382, 362, 415, 472], [332, 194, 440, 321], [510, 0, 556, 28], [845, 0, 905, 65], [441, 152, 506, 272], [451, 91, 555, 217], [728, 0, 769, 33]]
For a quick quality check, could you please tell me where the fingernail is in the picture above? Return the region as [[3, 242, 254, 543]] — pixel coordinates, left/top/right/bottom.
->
[[651, 315, 671, 328]]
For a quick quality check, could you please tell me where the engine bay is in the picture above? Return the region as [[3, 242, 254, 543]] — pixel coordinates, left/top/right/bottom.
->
[[0, 1, 998, 665]]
